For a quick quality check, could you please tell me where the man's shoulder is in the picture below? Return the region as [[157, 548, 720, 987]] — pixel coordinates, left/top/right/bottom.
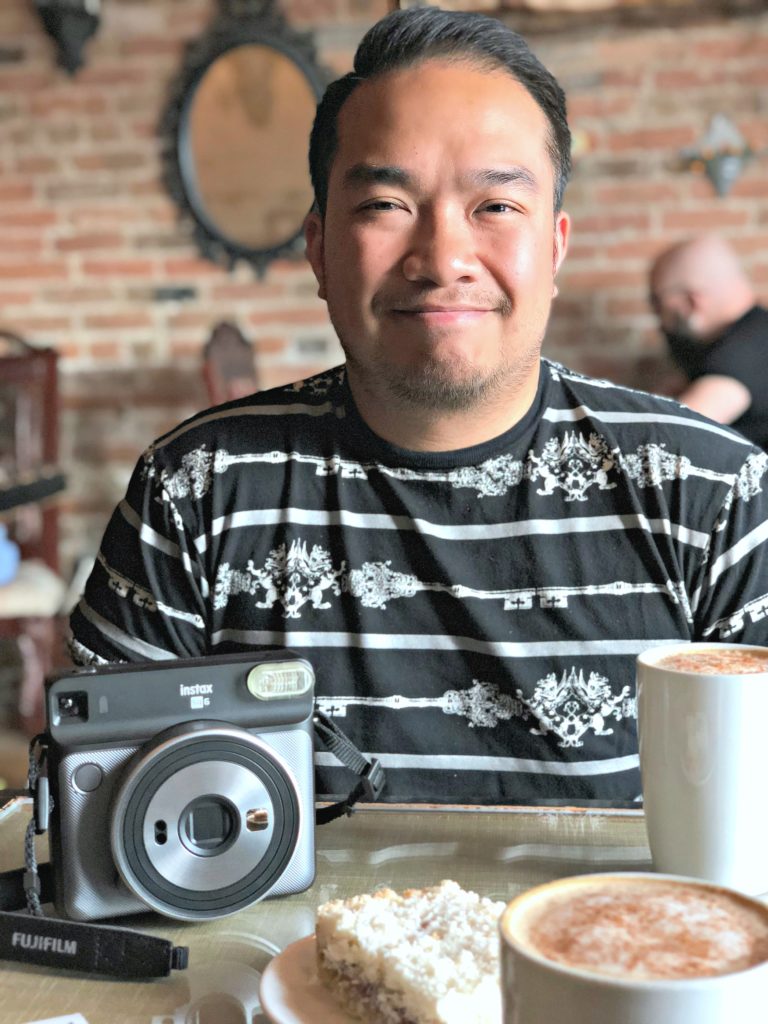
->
[[543, 357, 694, 413], [541, 358, 758, 461], [146, 365, 348, 461]]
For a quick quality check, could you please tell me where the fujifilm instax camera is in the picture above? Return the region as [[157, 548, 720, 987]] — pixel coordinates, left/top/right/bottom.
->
[[42, 651, 316, 922]]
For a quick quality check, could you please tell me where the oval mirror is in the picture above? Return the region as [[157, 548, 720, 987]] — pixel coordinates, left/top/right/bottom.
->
[[161, 0, 329, 275]]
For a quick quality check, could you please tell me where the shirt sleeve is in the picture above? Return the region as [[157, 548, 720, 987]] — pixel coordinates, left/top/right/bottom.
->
[[690, 449, 768, 643], [68, 446, 209, 665], [699, 332, 762, 393]]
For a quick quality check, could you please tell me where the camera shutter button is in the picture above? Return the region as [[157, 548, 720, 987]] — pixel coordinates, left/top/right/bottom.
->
[[73, 762, 104, 793]]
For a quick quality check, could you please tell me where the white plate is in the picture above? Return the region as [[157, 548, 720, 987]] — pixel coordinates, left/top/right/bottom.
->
[[259, 935, 358, 1024]]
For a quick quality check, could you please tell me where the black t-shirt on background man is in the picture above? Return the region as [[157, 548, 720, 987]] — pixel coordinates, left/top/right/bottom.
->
[[667, 305, 768, 450]]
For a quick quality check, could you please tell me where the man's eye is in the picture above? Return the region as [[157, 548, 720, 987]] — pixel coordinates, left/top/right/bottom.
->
[[479, 201, 517, 214], [360, 200, 403, 212]]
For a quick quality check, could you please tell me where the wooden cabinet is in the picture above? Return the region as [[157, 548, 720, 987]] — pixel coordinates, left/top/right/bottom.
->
[[0, 330, 67, 736]]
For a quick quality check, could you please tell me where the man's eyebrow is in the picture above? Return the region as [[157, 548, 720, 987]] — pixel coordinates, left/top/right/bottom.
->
[[469, 167, 540, 192], [340, 164, 540, 194], [342, 164, 415, 190]]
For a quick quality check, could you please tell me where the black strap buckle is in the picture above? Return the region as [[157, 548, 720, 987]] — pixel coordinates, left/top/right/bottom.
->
[[357, 758, 385, 802], [313, 710, 387, 824]]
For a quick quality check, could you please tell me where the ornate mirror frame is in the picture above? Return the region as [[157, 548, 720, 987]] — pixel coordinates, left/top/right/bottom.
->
[[160, 0, 330, 276]]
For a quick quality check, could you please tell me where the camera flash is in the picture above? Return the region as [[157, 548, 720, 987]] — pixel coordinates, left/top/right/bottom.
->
[[246, 661, 314, 700]]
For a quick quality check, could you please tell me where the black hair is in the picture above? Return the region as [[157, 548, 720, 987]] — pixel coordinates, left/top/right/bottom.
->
[[308, 5, 571, 216]]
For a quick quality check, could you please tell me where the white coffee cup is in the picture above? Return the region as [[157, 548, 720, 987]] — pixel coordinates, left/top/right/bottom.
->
[[499, 871, 768, 1024], [637, 642, 768, 895]]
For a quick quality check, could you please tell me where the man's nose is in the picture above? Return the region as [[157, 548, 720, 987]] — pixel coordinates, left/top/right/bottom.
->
[[401, 208, 480, 286]]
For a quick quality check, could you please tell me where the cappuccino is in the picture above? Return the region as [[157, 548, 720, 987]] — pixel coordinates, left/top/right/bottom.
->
[[657, 648, 768, 675], [503, 876, 768, 981]]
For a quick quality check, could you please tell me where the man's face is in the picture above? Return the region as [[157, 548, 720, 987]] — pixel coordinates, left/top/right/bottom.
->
[[649, 282, 700, 342], [305, 60, 570, 413]]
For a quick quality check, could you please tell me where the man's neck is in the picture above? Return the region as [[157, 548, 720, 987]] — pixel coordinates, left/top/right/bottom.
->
[[345, 364, 542, 452]]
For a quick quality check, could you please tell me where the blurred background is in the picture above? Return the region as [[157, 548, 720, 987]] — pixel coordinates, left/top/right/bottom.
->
[[0, 0, 766, 772]]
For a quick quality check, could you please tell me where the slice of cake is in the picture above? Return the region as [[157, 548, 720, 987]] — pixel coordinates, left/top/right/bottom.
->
[[315, 879, 505, 1024]]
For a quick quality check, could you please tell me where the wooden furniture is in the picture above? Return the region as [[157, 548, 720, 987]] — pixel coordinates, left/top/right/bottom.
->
[[0, 330, 67, 735]]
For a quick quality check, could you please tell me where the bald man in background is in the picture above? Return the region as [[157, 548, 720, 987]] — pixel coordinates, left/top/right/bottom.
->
[[649, 235, 768, 450]]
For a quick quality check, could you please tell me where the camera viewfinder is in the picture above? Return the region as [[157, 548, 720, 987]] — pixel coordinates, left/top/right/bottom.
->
[[56, 691, 89, 723]]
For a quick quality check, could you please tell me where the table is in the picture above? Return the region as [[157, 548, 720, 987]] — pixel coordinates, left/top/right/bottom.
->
[[0, 798, 651, 1024]]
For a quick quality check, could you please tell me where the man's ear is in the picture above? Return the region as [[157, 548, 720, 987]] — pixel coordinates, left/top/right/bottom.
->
[[553, 210, 570, 275], [551, 210, 570, 298], [304, 210, 326, 300]]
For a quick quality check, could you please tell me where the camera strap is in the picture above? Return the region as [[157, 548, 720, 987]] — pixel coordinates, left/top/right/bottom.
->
[[0, 737, 188, 979], [313, 709, 386, 824]]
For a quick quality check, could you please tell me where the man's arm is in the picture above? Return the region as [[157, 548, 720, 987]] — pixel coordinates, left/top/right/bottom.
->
[[692, 449, 768, 644], [69, 446, 209, 666], [676, 374, 752, 425]]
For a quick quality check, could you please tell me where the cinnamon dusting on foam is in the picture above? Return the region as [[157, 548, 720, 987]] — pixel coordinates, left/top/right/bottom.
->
[[657, 649, 768, 674], [514, 878, 768, 981]]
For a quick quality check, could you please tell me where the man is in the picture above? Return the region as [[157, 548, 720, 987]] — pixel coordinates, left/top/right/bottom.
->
[[649, 235, 768, 450], [70, 8, 768, 806]]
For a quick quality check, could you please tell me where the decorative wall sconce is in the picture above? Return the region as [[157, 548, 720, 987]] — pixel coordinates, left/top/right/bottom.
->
[[679, 114, 754, 197], [33, 0, 101, 75]]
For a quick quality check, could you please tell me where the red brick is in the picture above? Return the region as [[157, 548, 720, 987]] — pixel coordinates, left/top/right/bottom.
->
[[55, 232, 124, 252], [84, 313, 154, 329], [43, 287, 114, 304], [162, 258, 224, 278], [595, 183, 682, 204], [89, 342, 122, 361], [607, 127, 698, 153], [559, 269, 642, 290], [663, 209, 750, 231], [2, 235, 45, 253], [14, 156, 59, 174], [211, 283, 286, 301], [605, 238, 671, 261], [0, 261, 67, 279], [73, 153, 148, 172], [248, 308, 331, 327], [120, 38, 184, 58], [12, 316, 72, 332], [606, 297, 655, 317], [0, 181, 35, 201], [168, 311, 220, 329], [0, 290, 35, 307], [574, 212, 652, 234], [737, 66, 768, 86], [254, 337, 288, 355], [76, 67, 151, 87], [694, 38, 763, 59], [81, 259, 156, 277], [654, 70, 727, 90], [567, 95, 634, 118], [28, 94, 108, 117]]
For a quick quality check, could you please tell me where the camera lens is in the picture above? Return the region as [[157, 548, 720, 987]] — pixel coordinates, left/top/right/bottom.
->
[[178, 797, 238, 857]]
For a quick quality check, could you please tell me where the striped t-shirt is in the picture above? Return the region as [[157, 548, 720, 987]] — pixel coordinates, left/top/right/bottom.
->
[[70, 360, 768, 805]]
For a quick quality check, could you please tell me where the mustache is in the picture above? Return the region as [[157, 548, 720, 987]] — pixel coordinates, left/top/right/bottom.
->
[[372, 289, 512, 316]]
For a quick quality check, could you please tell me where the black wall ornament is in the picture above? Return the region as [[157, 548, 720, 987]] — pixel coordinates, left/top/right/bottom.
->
[[33, 0, 101, 75], [160, 0, 330, 277]]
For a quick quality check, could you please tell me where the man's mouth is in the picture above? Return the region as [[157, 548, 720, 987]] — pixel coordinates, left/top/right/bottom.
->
[[391, 306, 494, 325]]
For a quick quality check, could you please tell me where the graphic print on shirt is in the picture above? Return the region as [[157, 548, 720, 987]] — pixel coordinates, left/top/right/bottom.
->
[[315, 669, 636, 749], [212, 539, 692, 620], [149, 435, 746, 504], [702, 590, 768, 640], [527, 432, 617, 501], [517, 667, 636, 748], [213, 540, 344, 618]]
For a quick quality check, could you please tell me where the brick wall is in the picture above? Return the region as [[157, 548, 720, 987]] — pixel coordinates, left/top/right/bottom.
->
[[1, 0, 766, 575]]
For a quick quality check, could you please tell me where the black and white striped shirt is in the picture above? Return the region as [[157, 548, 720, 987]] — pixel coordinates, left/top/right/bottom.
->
[[70, 360, 768, 805]]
